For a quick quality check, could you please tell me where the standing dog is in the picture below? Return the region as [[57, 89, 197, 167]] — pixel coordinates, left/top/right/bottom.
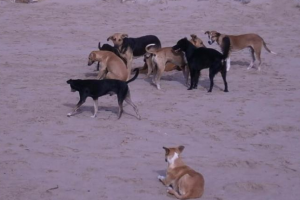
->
[[172, 37, 230, 92], [107, 33, 161, 79], [96, 42, 127, 71], [144, 34, 206, 89], [88, 50, 128, 81], [205, 31, 276, 71], [67, 69, 141, 120], [158, 146, 205, 199]]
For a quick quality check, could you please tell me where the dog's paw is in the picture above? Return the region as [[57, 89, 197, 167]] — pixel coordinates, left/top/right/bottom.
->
[[167, 187, 174, 194], [67, 113, 72, 117], [158, 175, 165, 181], [90, 115, 97, 118]]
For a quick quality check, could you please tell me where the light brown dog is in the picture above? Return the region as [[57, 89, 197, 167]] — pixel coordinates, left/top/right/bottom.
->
[[158, 146, 205, 199], [205, 31, 276, 71], [88, 50, 128, 81], [144, 34, 205, 89]]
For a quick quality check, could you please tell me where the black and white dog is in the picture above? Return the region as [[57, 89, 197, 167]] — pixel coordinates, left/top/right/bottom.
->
[[67, 69, 141, 120], [172, 37, 230, 92]]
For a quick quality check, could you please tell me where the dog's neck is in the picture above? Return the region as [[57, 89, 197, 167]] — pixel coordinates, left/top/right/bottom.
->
[[167, 153, 185, 169], [185, 44, 197, 61]]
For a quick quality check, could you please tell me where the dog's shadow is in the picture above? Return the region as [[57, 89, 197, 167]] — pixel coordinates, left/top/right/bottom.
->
[[231, 60, 249, 66], [63, 103, 138, 119], [84, 72, 98, 78]]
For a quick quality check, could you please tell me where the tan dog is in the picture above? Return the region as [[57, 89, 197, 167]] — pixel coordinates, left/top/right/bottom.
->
[[158, 146, 205, 199], [88, 50, 128, 81], [107, 33, 161, 80], [205, 31, 276, 71], [144, 34, 205, 89]]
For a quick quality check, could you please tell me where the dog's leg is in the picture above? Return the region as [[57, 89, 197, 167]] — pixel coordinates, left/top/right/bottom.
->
[[125, 91, 141, 120], [247, 47, 255, 70], [193, 70, 201, 89], [154, 60, 165, 90], [220, 66, 229, 92], [97, 66, 107, 79], [91, 98, 98, 118], [208, 68, 217, 92], [188, 68, 196, 90], [182, 65, 190, 87], [226, 57, 231, 71], [145, 54, 154, 78], [254, 47, 262, 71], [67, 99, 85, 117]]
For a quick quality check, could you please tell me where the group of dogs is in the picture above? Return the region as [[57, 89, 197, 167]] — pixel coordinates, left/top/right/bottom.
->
[[66, 32, 276, 199]]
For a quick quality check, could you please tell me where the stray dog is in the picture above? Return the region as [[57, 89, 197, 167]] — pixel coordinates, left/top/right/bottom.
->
[[172, 37, 230, 92], [107, 33, 161, 79], [96, 42, 127, 71], [67, 69, 141, 120], [88, 50, 128, 81], [205, 31, 276, 71], [144, 34, 206, 89], [158, 146, 205, 199]]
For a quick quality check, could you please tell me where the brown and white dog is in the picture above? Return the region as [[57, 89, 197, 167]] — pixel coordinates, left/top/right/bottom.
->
[[205, 31, 276, 71], [158, 146, 205, 199], [144, 34, 206, 89], [87, 50, 128, 81], [107, 33, 161, 80]]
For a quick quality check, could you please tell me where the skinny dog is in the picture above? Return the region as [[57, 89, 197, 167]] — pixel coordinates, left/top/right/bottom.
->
[[67, 69, 141, 120], [158, 146, 205, 199], [205, 31, 276, 71], [96, 42, 127, 71], [107, 33, 161, 79], [172, 37, 230, 92], [88, 50, 128, 81], [144, 34, 206, 89]]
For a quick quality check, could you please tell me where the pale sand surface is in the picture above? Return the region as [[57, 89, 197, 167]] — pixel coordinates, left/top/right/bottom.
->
[[0, 0, 300, 200]]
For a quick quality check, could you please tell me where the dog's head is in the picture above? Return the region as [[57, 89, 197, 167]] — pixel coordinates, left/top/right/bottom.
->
[[205, 31, 221, 45], [67, 79, 77, 92], [88, 51, 97, 66], [172, 38, 191, 53], [107, 33, 128, 48], [162, 146, 184, 164], [189, 34, 206, 48]]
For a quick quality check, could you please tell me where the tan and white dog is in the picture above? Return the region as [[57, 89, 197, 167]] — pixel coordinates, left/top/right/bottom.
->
[[205, 31, 276, 71], [144, 34, 206, 89], [158, 146, 205, 199], [88, 50, 128, 81]]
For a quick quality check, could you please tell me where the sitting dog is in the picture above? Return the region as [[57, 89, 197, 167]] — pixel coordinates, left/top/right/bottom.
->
[[144, 34, 206, 89], [158, 146, 205, 199], [107, 33, 161, 79], [172, 37, 230, 92], [205, 31, 276, 71], [67, 69, 141, 120], [88, 50, 128, 81], [96, 42, 127, 71]]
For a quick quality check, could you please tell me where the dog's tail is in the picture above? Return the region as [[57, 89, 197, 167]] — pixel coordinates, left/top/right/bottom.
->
[[126, 68, 139, 84], [263, 40, 277, 55], [221, 36, 230, 60], [145, 44, 159, 54]]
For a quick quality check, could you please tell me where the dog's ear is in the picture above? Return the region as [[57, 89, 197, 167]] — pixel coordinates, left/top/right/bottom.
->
[[163, 147, 170, 154], [205, 31, 210, 35], [216, 32, 221, 37], [107, 35, 113, 41], [121, 34, 128, 39], [178, 145, 185, 153], [67, 79, 72, 84], [98, 42, 101, 50], [89, 52, 96, 60], [190, 34, 197, 40]]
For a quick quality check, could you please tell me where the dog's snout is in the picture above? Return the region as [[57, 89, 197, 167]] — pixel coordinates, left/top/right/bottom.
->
[[165, 158, 167, 162], [208, 41, 212, 45]]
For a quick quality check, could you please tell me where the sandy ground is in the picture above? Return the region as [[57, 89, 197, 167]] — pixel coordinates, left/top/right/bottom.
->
[[0, 0, 300, 200]]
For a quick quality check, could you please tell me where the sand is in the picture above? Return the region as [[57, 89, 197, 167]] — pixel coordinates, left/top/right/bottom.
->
[[0, 0, 300, 199]]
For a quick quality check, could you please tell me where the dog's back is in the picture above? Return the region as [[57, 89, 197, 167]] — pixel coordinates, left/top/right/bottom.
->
[[121, 35, 161, 56]]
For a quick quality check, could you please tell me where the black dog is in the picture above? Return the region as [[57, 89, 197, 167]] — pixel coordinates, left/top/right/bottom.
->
[[96, 42, 127, 71], [172, 37, 230, 92], [67, 69, 141, 120]]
